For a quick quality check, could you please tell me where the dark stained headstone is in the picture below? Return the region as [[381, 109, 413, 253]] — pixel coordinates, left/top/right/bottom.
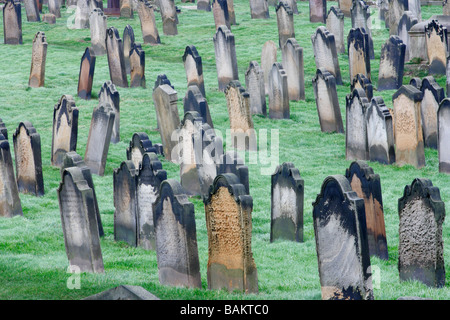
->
[[213, 25, 239, 92], [216, 151, 249, 194], [129, 43, 146, 88], [183, 85, 214, 128], [438, 98, 450, 173], [309, 0, 326, 23], [183, 45, 206, 98], [28, 31, 48, 88], [123, 24, 135, 75], [120, 0, 133, 17], [348, 27, 371, 82], [377, 36, 406, 91], [350, 0, 374, 59], [106, 27, 129, 88], [388, 0, 408, 36], [311, 27, 342, 85], [0, 119, 7, 140], [212, 0, 230, 29], [409, 77, 422, 89], [420, 76, 445, 149], [345, 88, 370, 161], [351, 73, 373, 101], [0, 134, 22, 217], [24, 0, 40, 22], [425, 20, 448, 75], [137, 0, 160, 45], [3, 0, 23, 45], [77, 47, 96, 100], [98, 81, 120, 144], [245, 61, 267, 116], [397, 11, 418, 62], [281, 38, 305, 101], [126, 132, 160, 169]]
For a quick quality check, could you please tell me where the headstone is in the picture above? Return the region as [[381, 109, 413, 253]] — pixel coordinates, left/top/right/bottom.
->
[[84, 102, 116, 176], [126, 132, 159, 169], [216, 151, 249, 194], [409, 76, 422, 89], [213, 25, 239, 92], [311, 26, 343, 85], [74, 0, 90, 29], [57, 167, 104, 273], [312, 175, 373, 300], [0, 134, 22, 218], [197, 0, 211, 11], [338, 0, 351, 17], [28, 31, 48, 88], [89, 8, 107, 56], [249, 0, 269, 19], [447, 56, 450, 97], [377, 36, 406, 91], [350, 0, 374, 59], [425, 20, 448, 75], [276, 1, 295, 48], [0, 119, 7, 140], [438, 98, 450, 172], [388, 0, 408, 36], [153, 179, 201, 288], [366, 96, 396, 164], [159, 0, 178, 35], [212, 0, 230, 29], [129, 43, 146, 88], [123, 24, 135, 75], [120, 0, 133, 17], [51, 95, 79, 168], [310, 0, 326, 23], [83, 285, 159, 300], [445, 0, 450, 16], [98, 81, 120, 144], [281, 38, 305, 101], [397, 11, 418, 62], [245, 61, 267, 116], [408, 0, 421, 21], [77, 47, 96, 100], [48, 0, 61, 17], [260, 40, 278, 95], [398, 178, 445, 288], [268, 62, 290, 119], [326, 6, 345, 54], [345, 88, 370, 161], [351, 73, 373, 101], [13, 122, 44, 197], [348, 27, 371, 82], [270, 162, 304, 243], [106, 27, 129, 88], [204, 173, 258, 293], [183, 85, 214, 128], [105, 0, 120, 15], [3, 0, 23, 45], [392, 85, 425, 168], [345, 161, 388, 260], [137, 0, 160, 45], [42, 13, 56, 24], [312, 68, 344, 133], [284, 0, 297, 14], [24, 0, 40, 22], [183, 45, 206, 97], [227, 0, 236, 25]]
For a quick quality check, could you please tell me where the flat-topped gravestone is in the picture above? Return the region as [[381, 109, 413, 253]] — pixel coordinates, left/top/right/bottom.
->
[[227, 0, 236, 25], [313, 175, 373, 300], [120, 0, 133, 17], [153, 179, 201, 288], [311, 26, 342, 85], [183, 45, 206, 98], [28, 31, 47, 88], [74, 0, 90, 29], [398, 178, 445, 288], [398, 11, 418, 62], [346, 88, 370, 161], [197, 0, 211, 11], [89, 9, 107, 56], [123, 24, 135, 75], [183, 85, 214, 128], [282, 38, 305, 101], [378, 36, 406, 91], [126, 132, 159, 169], [249, 0, 269, 19], [351, 73, 373, 101], [13, 122, 44, 197], [204, 173, 258, 294], [366, 96, 396, 165], [261, 40, 278, 95], [24, 0, 40, 22], [268, 62, 290, 119], [348, 27, 371, 82], [0, 134, 22, 218], [392, 85, 425, 168], [98, 81, 120, 144], [42, 13, 56, 24], [312, 68, 344, 134], [159, 0, 178, 35], [326, 6, 345, 53], [216, 151, 249, 194], [245, 61, 267, 116], [106, 27, 129, 88], [77, 47, 96, 100], [129, 43, 146, 88], [345, 161, 388, 260], [438, 99, 450, 173], [213, 25, 239, 91], [270, 162, 304, 243], [3, 0, 23, 45], [388, 0, 408, 36], [420, 76, 445, 149], [310, 0, 326, 23], [212, 0, 230, 29], [425, 20, 448, 75], [338, 0, 351, 17], [58, 167, 104, 273], [276, 1, 295, 48], [137, 0, 160, 45]]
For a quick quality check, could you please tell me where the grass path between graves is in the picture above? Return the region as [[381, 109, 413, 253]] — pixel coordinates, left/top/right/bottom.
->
[[0, 0, 450, 301]]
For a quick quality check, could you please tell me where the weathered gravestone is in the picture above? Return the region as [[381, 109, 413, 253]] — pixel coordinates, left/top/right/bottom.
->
[[74, 0, 90, 29], [153, 179, 201, 288], [159, 0, 178, 35], [58, 167, 104, 273], [270, 162, 304, 243], [213, 25, 239, 91], [84, 102, 116, 176], [408, 0, 421, 21], [445, 0, 450, 16], [409, 76, 422, 89], [398, 178, 445, 288], [105, 0, 120, 15], [48, 0, 60, 18], [137, 0, 160, 45], [204, 173, 258, 293], [24, 0, 40, 22], [276, 1, 295, 48], [227, 0, 236, 25], [260, 40, 278, 95], [99, 81, 120, 144], [366, 96, 396, 165], [392, 85, 425, 168], [312, 68, 344, 133], [0, 119, 7, 140], [249, 0, 269, 19], [438, 98, 450, 173], [42, 13, 56, 24], [345, 88, 370, 161], [447, 56, 450, 97], [106, 27, 129, 88], [83, 285, 159, 300], [425, 20, 448, 75], [13, 122, 44, 197], [350, 0, 374, 59], [126, 132, 160, 169], [123, 24, 135, 75], [212, 0, 230, 29], [281, 38, 305, 101], [313, 175, 373, 300], [120, 0, 133, 17], [377, 35, 406, 91], [310, 0, 326, 23], [268, 62, 290, 119], [389, 0, 409, 36], [351, 73, 373, 101], [3, 0, 23, 45], [348, 27, 371, 82], [129, 43, 146, 88], [77, 47, 96, 100], [326, 6, 345, 54], [197, 0, 211, 11], [89, 9, 107, 56], [51, 95, 79, 168], [420, 76, 445, 149], [28, 31, 47, 88], [216, 151, 249, 194], [345, 161, 388, 260], [183, 85, 214, 128], [311, 26, 343, 85], [338, 0, 351, 17], [398, 11, 418, 62], [245, 61, 267, 116], [0, 133, 22, 218], [183, 45, 206, 98]]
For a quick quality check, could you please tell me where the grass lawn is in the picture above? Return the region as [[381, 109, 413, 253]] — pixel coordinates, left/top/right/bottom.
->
[[0, 0, 449, 301]]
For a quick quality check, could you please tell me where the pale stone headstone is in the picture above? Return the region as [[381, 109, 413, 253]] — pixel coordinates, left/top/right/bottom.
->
[[268, 62, 290, 119], [137, 0, 160, 45], [159, 0, 178, 35], [438, 98, 450, 173], [120, 0, 133, 17], [249, 0, 269, 19], [345, 88, 370, 161], [24, 0, 40, 22], [123, 24, 135, 75], [197, 0, 211, 11], [89, 8, 107, 56], [348, 27, 371, 82], [74, 0, 90, 29], [77, 47, 96, 100], [245, 61, 267, 116], [3, 0, 23, 45], [106, 27, 129, 88], [183, 85, 214, 128], [389, 0, 409, 36], [310, 0, 326, 23], [28, 31, 48, 88], [260, 40, 278, 95], [98, 81, 120, 144], [213, 25, 239, 91], [126, 132, 160, 169], [377, 35, 406, 91], [425, 20, 448, 75], [281, 38, 305, 101], [48, 0, 61, 17], [311, 26, 342, 85], [326, 6, 345, 54], [276, 1, 295, 48], [183, 45, 206, 97]]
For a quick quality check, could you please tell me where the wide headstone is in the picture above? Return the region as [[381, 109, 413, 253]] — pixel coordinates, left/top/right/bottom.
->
[[345, 88, 370, 161], [377, 35, 406, 91], [183, 45, 206, 97], [28, 31, 48, 88], [213, 25, 239, 91], [197, 0, 211, 11], [212, 0, 230, 29], [120, 0, 133, 17], [425, 20, 448, 75], [310, 0, 326, 23], [397, 11, 418, 62], [98, 81, 120, 144], [438, 98, 450, 173], [249, 0, 269, 19], [281, 38, 305, 101], [260, 40, 278, 95], [245, 61, 267, 116], [106, 27, 129, 88], [159, 0, 178, 35], [89, 9, 107, 56], [74, 0, 90, 29], [420, 76, 445, 149], [183, 85, 214, 128], [137, 0, 160, 45], [326, 6, 345, 53], [311, 26, 342, 85], [24, 0, 40, 22], [348, 27, 371, 82], [77, 47, 96, 100], [3, 0, 23, 45], [129, 43, 146, 88], [276, 1, 295, 48], [123, 24, 135, 75], [268, 62, 290, 119]]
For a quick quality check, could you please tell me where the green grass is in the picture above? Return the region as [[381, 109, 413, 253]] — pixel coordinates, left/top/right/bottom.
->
[[0, 0, 449, 300]]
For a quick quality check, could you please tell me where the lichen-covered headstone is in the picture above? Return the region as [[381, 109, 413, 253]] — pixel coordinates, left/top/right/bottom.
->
[[28, 31, 48, 88], [311, 26, 342, 85], [281, 38, 305, 101], [0, 133, 22, 217]]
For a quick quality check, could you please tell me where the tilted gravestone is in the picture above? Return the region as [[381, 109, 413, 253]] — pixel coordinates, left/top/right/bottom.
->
[[126, 132, 160, 169], [183, 85, 214, 128], [74, 0, 90, 29], [3, 0, 23, 45], [137, 0, 160, 45], [249, 0, 269, 19], [77, 47, 96, 100], [276, 1, 295, 48], [106, 27, 129, 88], [351, 73, 373, 101], [129, 43, 146, 88], [345, 88, 370, 161], [348, 27, 371, 82], [378, 36, 406, 91], [268, 62, 290, 119], [311, 26, 342, 85], [58, 167, 104, 273], [123, 24, 135, 75], [270, 162, 304, 243], [392, 85, 425, 168], [398, 178, 445, 288], [28, 31, 48, 88], [397, 11, 418, 62], [159, 0, 178, 35], [388, 0, 408, 36], [260, 40, 278, 95], [245, 61, 267, 116], [212, 0, 230, 29], [24, 0, 40, 22], [309, 0, 326, 23], [213, 25, 239, 92], [326, 6, 345, 54], [425, 20, 448, 75], [204, 173, 258, 294], [420, 76, 445, 149], [153, 179, 201, 288], [281, 38, 305, 101], [51, 95, 79, 168], [48, 0, 60, 17], [13, 122, 44, 197], [313, 175, 373, 300], [98, 81, 120, 144], [183, 45, 206, 98], [216, 151, 249, 194], [89, 9, 107, 56], [366, 96, 396, 165], [438, 98, 450, 173], [312, 68, 344, 134], [350, 0, 374, 59], [345, 161, 388, 260]]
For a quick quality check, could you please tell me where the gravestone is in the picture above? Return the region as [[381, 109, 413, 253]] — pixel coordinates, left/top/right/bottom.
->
[[270, 162, 304, 243], [120, 0, 133, 17], [326, 6, 345, 54], [392, 85, 425, 168], [74, 0, 90, 29], [398, 178, 445, 288], [366, 96, 396, 165], [0, 134, 22, 218], [0, 119, 7, 140], [245, 61, 267, 116], [42, 13, 56, 24], [13, 122, 44, 197], [312, 175, 373, 300], [338, 0, 351, 17], [388, 0, 408, 36], [77, 47, 96, 100], [216, 151, 249, 194], [197, 0, 211, 11], [24, 0, 40, 22], [397, 11, 418, 62], [51, 95, 79, 168], [227, 0, 236, 25], [183, 85, 214, 128], [84, 102, 116, 176], [350, 0, 374, 59], [28, 31, 48, 88], [153, 179, 201, 288], [420, 76, 445, 149], [345, 161, 388, 260], [311, 26, 342, 85], [159, 0, 178, 35], [57, 167, 104, 273], [98, 81, 120, 144], [137, 0, 160, 45], [249, 0, 269, 19], [348, 27, 371, 82], [212, 0, 230, 29], [351, 73, 373, 101], [447, 56, 450, 97], [377, 36, 406, 91], [105, 0, 120, 15], [268, 62, 290, 119], [438, 98, 450, 173], [213, 25, 239, 91], [204, 173, 258, 294], [3, 0, 23, 45], [425, 20, 448, 75], [282, 38, 305, 101], [83, 285, 159, 300], [126, 132, 159, 169], [129, 43, 146, 88], [89, 9, 107, 56], [312, 68, 344, 133], [261, 40, 278, 95], [48, 0, 61, 17], [106, 27, 129, 88], [123, 24, 135, 75], [183, 45, 206, 98], [345, 88, 370, 161], [310, 0, 326, 23], [409, 77, 422, 89], [276, 1, 295, 48], [408, 0, 421, 21]]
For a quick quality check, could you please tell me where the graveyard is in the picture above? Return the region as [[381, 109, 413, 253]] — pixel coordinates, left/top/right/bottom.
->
[[2, 0, 450, 301]]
